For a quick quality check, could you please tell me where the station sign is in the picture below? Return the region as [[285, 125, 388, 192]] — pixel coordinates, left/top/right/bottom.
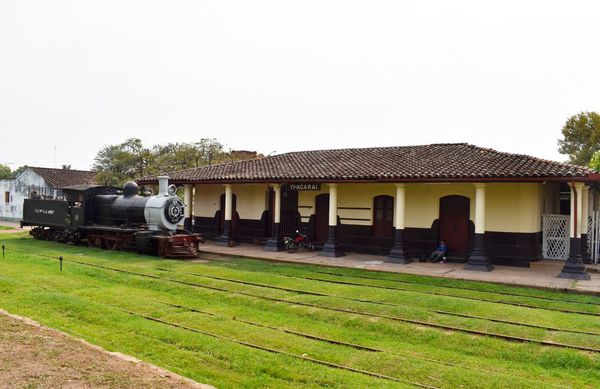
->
[[285, 183, 321, 191]]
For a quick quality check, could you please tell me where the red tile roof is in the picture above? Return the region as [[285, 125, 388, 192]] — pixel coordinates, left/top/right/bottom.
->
[[138, 143, 597, 184], [28, 167, 97, 188]]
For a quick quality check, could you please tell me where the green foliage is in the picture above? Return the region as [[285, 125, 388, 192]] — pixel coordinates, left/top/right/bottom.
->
[[589, 150, 600, 172], [151, 139, 226, 173], [11, 165, 28, 178], [93, 138, 154, 186], [92, 138, 247, 187], [0, 163, 11, 179], [558, 111, 600, 165]]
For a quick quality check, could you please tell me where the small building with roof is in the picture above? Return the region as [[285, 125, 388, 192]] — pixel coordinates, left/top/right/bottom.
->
[[0, 167, 97, 221], [138, 143, 600, 280]]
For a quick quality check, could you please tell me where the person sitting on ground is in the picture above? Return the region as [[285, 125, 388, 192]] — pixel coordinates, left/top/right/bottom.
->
[[429, 239, 448, 263]]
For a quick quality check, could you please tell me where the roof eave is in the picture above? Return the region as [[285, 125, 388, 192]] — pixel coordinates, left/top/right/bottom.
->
[[137, 175, 595, 186]]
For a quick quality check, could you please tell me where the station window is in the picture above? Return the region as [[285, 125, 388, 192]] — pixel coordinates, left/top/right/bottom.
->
[[4, 192, 9, 204]]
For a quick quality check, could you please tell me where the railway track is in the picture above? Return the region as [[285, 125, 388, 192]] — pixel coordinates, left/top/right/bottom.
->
[[194, 253, 600, 316], [159, 301, 560, 388], [176, 269, 600, 337], [197, 253, 600, 307], [1, 248, 591, 387], [118, 308, 437, 387], [11, 250, 600, 353], [312, 269, 600, 306], [0, 267, 555, 388], [5, 246, 600, 352]]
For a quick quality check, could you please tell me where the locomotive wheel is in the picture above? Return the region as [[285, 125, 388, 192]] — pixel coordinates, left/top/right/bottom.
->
[[104, 239, 118, 250], [43, 229, 54, 241], [31, 228, 43, 240], [52, 230, 62, 242], [88, 236, 103, 249]]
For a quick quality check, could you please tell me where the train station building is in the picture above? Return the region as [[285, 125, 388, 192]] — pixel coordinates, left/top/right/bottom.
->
[[139, 143, 600, 280]]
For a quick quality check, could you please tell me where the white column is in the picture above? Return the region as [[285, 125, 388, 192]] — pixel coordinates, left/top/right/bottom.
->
[[574, 182, 584, 238], [582, 185, 590, 236], [273, 184, 281, 224], [183, 184, 192, 219], [558, 181, 590, 279], [474, 183, 486, 234], [387, 183, 410, 263], [394, 183, 406, 230], [569, 183, 576, 238], [328, 183, 338, 226], [193, 184, 202, 217], [224, 184, 232, 221]]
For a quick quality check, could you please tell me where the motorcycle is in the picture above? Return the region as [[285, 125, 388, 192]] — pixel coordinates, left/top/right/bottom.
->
[[284, 230, 315, 253]]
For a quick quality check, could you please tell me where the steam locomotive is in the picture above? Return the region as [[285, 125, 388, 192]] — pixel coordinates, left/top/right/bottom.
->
[[21, 176, 204, 258]]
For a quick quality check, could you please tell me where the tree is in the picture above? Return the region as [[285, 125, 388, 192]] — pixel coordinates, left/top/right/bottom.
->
[[91, 138, 257, 187], [12, 165, 28, 177], [0, 164, 11, 179], [152, 139, 227, 173], [558, 112, 600, 165], [92, 138, 154, 186]]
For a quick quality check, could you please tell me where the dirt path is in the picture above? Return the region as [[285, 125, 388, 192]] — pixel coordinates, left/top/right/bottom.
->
[[0, 309, 213, 389]]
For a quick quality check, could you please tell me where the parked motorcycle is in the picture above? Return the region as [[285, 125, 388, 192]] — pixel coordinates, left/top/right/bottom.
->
[[284, 230, 315, 253]]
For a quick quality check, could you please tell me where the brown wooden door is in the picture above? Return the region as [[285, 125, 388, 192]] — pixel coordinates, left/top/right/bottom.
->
[[281, 187, 299, 237], [439, 195, 470, 254], [373, 195, 394, 238], [219, 193, 237, 234], [314, 194, 329, 243]]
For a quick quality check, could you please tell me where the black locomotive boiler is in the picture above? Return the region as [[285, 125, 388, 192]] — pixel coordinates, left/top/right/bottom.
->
[[21, 176, 204, 258]]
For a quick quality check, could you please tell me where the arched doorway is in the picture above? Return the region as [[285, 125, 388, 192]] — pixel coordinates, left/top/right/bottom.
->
[[219, 193, 237, 235], [314, 194, 329, 243], [439, 195, 470, 255], [373, 195, 394, 238]]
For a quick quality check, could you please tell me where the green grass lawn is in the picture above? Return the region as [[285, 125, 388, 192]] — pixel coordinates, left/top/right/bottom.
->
[[0, 225, 15, 230], [0, 232, 599, 388]]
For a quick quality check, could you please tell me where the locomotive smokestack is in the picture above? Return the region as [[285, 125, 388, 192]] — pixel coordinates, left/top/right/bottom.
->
[[157, 176, 169, 196]]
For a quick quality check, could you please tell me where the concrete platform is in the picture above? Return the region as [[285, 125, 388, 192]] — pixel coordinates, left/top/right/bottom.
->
[[199, 241, 600, 295]]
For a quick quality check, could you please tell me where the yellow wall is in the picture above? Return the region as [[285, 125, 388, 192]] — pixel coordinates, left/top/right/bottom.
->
[[300, 182, 545, 233], [194, 182, 550, 233], [193, 183, 269, 220], [234, 184, 270, 220], [193, 184, 222, 218]]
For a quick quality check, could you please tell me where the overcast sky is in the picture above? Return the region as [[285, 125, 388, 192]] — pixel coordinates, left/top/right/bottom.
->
[[1, 1, 599, 170]]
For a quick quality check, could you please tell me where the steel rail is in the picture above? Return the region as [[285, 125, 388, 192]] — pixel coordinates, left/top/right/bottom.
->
[[293, 273, 600, 316], [159, 301, 562, 388], [312, 269, 600, 306], [161, 301, 381, 352], [118, 308, 438, 388], [6, 247, 600, 353], [197, 253, 600, 308], [44, 258, 600, 352], [193, 259, 600, 317], [0, 270, 563, 388], [177, 269, 600, 337]]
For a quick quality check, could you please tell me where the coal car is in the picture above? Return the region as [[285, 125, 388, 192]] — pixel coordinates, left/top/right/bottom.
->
[[21, 176, 204, 258]]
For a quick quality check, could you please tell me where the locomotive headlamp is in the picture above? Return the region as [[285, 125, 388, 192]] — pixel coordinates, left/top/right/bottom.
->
[[168, 184, 177, 196]]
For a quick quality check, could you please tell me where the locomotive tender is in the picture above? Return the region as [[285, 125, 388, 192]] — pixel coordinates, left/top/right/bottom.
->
[[21, 176, 204, 258]]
